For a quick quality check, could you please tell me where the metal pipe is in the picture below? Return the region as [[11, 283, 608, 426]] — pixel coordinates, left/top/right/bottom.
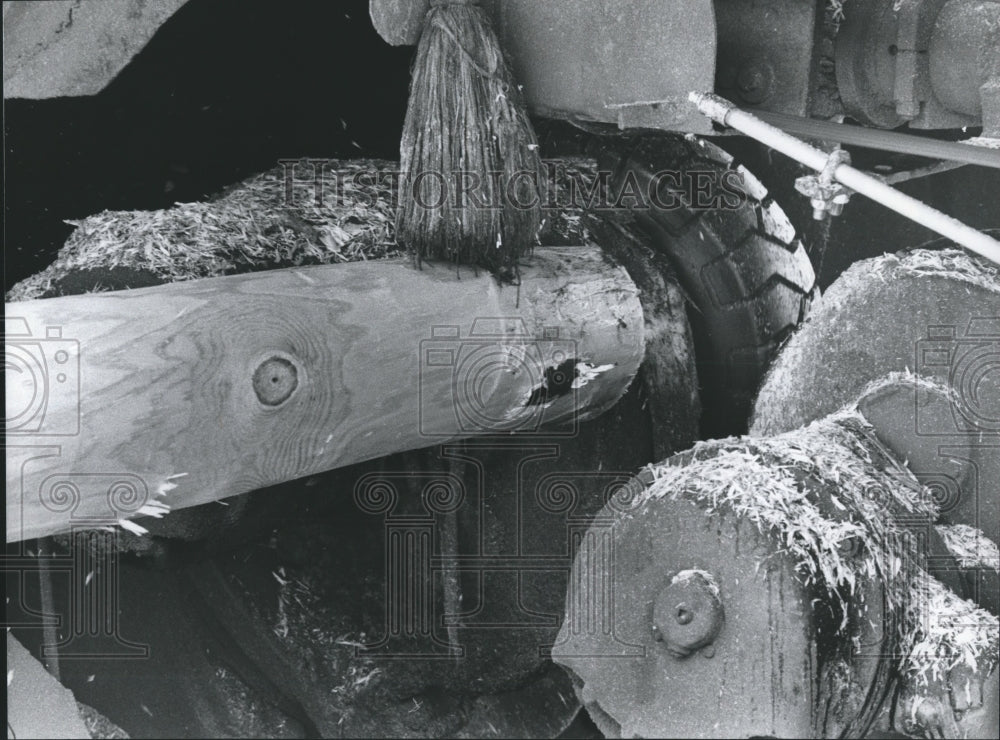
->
[[690, 92, 1000, 266]]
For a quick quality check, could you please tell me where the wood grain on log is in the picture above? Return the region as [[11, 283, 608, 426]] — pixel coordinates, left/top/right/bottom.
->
[[5, 247, 644, 542]]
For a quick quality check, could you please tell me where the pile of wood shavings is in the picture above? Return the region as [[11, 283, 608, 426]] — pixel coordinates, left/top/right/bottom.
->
[[887, 247, 1000, 293], [638, 408, 934, 604], [7, 157, 599, 302], [935, 524, 1000, 571], [901, 571, 998, 684], [813, 246, 999, 317], [852, 369, 966, 409], [6, 159, 403, 302]]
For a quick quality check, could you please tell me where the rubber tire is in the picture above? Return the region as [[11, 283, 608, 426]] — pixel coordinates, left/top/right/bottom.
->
[[587, 134, 819, 435]]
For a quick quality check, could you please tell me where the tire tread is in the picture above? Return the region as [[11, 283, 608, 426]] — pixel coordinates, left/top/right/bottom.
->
[[589, 135, 818, 432]]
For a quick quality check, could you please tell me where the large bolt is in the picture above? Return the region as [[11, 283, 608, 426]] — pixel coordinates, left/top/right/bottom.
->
[[829, 191, 851, 217], [653, 569, 725, 658], [737, 62, 774, 105]]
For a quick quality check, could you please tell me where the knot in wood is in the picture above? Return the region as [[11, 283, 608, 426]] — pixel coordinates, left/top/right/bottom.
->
[[253, 356, 299, 406]]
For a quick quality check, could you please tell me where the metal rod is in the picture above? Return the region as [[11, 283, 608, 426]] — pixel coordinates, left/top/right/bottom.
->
[[879, 160, 966, 186], [756, 110, 1000, 169], [690, 92, 1000, 266]]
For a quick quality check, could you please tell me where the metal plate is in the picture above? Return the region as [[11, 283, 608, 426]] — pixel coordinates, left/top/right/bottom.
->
[[370, 0, 716, 132], [552, 492, 817, 738], [715, 0, 818, 117], [484, 0, 715, 133]]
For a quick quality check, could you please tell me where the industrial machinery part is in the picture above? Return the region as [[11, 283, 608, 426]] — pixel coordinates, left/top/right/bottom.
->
[[794, 147, 854, 220], [691, 92, 1000, 265], [754, 110, 1000, 168], [553, 394, 999, 738], [752, 245, 1000, 548], [370, 0, 1000, 136], [371, 0, 718, 133], [713, 0, 819, 117], [836, 0, 1000, 134], [556, 246, 1000, 738]]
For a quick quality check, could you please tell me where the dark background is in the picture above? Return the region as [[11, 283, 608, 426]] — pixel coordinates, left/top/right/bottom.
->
[[4, 0, 998, 290], [4, 0, 413, 290]]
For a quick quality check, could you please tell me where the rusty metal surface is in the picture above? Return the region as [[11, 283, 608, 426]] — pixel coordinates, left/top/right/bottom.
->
[[715, 0, 818, 117], [3, 0, 189, 99]]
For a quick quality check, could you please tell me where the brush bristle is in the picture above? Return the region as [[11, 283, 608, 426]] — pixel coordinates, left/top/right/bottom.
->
[[397, 2, 543, 274]]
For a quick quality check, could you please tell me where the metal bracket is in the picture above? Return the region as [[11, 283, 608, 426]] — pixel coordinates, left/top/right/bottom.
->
[[795, 148, 853, 220]]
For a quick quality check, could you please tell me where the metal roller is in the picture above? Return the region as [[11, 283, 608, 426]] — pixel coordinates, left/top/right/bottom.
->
[[553, 409, 1000, 738]]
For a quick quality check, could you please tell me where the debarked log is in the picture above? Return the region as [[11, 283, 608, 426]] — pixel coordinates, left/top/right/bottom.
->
[[5, 246, 645, 542]]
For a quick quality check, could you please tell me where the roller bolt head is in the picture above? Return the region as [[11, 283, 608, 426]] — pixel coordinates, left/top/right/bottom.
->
[[737, 62, 774, 105], [653, 570, 725, 658]]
